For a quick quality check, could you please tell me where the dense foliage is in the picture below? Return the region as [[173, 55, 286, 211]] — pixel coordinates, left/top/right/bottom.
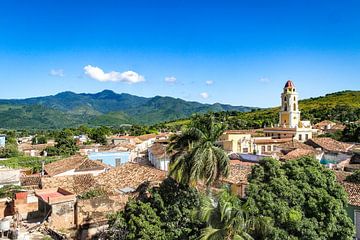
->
[[341, 123, 360, 142], [0, 185, 24, 198], [44, 129, 78, 156], [163, 91, 360, 131], [0, 133, 21, 158], [345, 170, 360, 184], [78, 188, 107, 200], [200, 189, 253, 240], [32, 135, 47, 144], [106, 178, 204, 240], [0, 156, 60, 173], [168, 114, 229, 187], [246, 156, 354, 240]]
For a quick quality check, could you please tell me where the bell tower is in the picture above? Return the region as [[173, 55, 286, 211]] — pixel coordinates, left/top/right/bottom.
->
[[279, 80, 301, 128]]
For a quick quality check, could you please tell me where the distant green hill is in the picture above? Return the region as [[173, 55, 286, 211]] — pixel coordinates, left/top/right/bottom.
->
[[0, 90, 254, 129], [161, 90, 360, 130]]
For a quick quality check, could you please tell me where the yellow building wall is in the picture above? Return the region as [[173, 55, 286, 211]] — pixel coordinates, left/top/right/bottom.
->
[[280, 113, 289, 125]]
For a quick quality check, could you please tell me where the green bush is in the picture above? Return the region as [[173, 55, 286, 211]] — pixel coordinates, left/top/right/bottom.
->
[[78, 188, 106, 200], [346, 170, 360, 183], [0, 185, 23, 198]]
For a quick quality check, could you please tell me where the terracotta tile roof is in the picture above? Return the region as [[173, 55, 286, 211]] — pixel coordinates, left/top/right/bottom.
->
[[277, 140, 315, 151], [334, 171, 360, 207], [221, 164, 252, 185], [44, 155, 106, 176], [137, 134, 157, 141], [149, 143, 170, 158], [281, 148, 316, 161], [19, 142, 55, 151], [20, 174, 41, 187], [306, 138, 354, 153], [229, 160, 257, 167], [284, 80, 295, 89], [95, 163, 166, 194], [314, 120, 336, 128]]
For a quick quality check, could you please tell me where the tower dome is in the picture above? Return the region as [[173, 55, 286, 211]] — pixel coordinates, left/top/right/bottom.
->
[[284, 80, 295, 89]]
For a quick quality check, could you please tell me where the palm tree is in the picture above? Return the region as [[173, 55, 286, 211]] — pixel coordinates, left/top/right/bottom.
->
[[167, 114, 230, 187], [200, 190, 253, 240]]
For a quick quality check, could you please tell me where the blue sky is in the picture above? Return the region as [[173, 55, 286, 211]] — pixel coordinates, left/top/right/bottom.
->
[[0, 0, 359, 107]]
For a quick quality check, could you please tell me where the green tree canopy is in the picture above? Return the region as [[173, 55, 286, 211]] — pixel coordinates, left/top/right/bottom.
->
[[106, 178, 204, 240], [168, 114, 230, 187], [246, 156, 354, 240], [200, 189, 253, 240]]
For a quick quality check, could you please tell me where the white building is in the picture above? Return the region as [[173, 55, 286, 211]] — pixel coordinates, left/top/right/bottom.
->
[[0, 134, 6, 148], [148, 143, 170, 171]]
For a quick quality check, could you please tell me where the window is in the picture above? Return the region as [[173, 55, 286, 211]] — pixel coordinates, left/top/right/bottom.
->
[[284, 96, 287, 101], [115, 158, 122, 167], [261, 146, 266, 152], [242, 148, 249, 153], [267, 145, 272, 152], [294, 96, 296, 101], [305, 134, 309, 140], [293, 103, 296, 111], [299, 134, 302, 141], [284, 104, 288, 111]]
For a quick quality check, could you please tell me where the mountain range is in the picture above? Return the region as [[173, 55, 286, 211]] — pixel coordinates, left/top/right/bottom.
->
[[0, 90, 254, 129]]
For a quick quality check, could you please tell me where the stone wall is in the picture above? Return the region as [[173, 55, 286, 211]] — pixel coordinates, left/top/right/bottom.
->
[[49, 200, 76, 230], [41, 174, 96, 195], [76, 195, 128, 227]]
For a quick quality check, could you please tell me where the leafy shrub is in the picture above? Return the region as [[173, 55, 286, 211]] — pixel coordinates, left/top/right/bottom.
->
[[346, 170, 360, 183], [78, 188, 106, 200], [0, 185, 23, 198]]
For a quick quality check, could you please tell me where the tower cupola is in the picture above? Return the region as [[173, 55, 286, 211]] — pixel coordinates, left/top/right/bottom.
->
[[279, 80, 300, 128]]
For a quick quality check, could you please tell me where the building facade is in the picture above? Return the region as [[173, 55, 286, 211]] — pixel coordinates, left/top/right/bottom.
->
[[0, 134, 5, 148]]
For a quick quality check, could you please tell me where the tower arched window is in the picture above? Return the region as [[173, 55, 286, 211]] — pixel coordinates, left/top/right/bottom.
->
[[284, 96, 287, 101], [293, 103, 296, 111], [284, 104, 288, 111]]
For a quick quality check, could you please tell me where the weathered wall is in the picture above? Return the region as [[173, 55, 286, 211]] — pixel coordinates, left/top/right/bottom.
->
[[0, 199, 12, 219], [41, 174, 96, 195], [14, 199, 39, 219], [50, 200, 75, 229], [76, 195, 128, 227]]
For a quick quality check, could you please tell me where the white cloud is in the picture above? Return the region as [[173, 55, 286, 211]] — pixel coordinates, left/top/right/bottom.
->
[[84, 65, 145, 84], [259, 77, 270, 83], [164, 76, 177, 83], [205, 80, 213, 85], [200, 92, 209, 99], [50, 69, 64, 77]]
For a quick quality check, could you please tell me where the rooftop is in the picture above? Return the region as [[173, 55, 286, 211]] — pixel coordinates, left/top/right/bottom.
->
[[44, 155, 107, 176], [306, 137, 354, 153], [284, 80, 295, 89], [95, 163, 166, 194], [277, 139, 315, 151], [222, 164, 252, 185], [35, 187, 76, 204], [281, 148, 316, 161], [149, 143, 169, 158], [334, 171, 360, 207]]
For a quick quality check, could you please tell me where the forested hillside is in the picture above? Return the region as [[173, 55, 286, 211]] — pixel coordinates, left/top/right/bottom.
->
[[157, 91, 360, 130], [0, 90, 253, 129]]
